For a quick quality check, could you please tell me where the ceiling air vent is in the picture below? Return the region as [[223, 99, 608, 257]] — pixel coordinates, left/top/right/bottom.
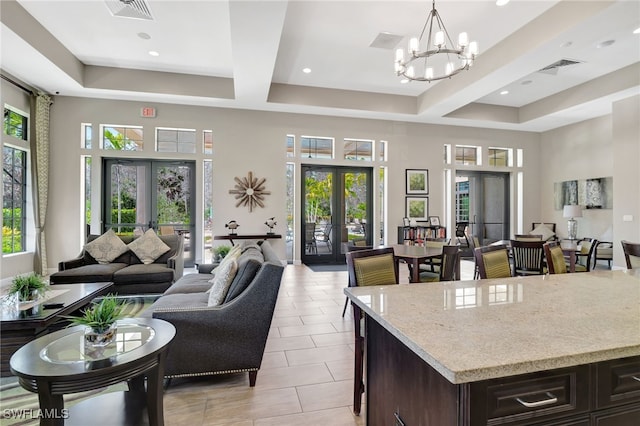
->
[[104, 0, 153, 20], [537, 59, 583, 75]]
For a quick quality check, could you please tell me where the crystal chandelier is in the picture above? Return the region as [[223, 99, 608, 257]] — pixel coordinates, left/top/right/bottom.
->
[[395, 0, 478, 82]]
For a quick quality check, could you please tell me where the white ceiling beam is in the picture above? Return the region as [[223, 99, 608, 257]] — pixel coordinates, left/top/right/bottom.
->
[[228, 0, 288, 104]]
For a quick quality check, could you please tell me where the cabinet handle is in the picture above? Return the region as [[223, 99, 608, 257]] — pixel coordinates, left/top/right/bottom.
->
[[632, 375, 640, 382], [515, 392, 558, 408]]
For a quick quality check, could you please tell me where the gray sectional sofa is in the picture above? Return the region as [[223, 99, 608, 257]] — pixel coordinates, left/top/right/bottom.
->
[[142, 240, 284, 386], [50, 233, 184, 295]]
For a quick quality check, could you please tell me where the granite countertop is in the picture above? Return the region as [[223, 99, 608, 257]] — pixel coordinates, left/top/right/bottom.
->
[[344, 269, 640, 384]]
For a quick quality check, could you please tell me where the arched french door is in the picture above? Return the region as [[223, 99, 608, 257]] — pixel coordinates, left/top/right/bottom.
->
[[301, 165, 373, 265], [103, 158, 196, 267]]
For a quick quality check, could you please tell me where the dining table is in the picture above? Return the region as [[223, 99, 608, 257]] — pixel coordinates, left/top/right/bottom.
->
[[391, 244, 456, 283]]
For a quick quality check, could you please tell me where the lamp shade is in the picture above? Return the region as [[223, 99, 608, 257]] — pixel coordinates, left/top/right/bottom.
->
[[563, 205, 583, 218]]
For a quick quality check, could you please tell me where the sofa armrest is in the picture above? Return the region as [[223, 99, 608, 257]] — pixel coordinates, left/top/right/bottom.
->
[[166, 236, 185, 280], [151, 262, 284, 377], [197, 263, 219, 274], [58, 256, 86, 271]]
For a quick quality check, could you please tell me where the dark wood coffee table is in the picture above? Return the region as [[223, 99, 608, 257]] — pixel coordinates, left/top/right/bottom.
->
[[9, 317, 175, 426], [0, 282, 114, 376]]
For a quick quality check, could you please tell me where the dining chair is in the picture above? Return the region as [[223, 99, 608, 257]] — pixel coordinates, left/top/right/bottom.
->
[[345, 247, 399, 415], [621, 240, 640, 269], [455, 222, 469, 247], [341, 240, 374, 317], [514, 234, 543, 241], [317, 223, 332, 251], [543, 241, 567, 274], [474, 244, 512, 279], [418, 245, 460, 282], [573, 238, 598, 272], [510, 239, 545, 276], [419, 237, 449, 274], [304, 223, 317, 254]]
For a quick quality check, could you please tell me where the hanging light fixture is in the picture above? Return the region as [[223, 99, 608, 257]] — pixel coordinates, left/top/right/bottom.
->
[[395, 0, 478, 82]]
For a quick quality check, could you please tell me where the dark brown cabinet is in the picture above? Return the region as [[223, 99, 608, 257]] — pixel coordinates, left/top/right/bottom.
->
[[365, 317, 640, 426]]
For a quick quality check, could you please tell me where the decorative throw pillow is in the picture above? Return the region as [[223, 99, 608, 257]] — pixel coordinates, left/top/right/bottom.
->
[[128, 229, 171, 264], [84, 229, 129, 265], [207, 259, 238, 306], [210, 244, 242, 277], [530, 224, 555, 241]]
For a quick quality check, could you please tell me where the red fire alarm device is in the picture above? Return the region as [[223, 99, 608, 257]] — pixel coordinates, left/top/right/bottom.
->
[[141, 107, 156, 118]]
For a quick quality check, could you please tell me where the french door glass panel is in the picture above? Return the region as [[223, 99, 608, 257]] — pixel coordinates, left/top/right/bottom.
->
[[104, 159, 195, 267]]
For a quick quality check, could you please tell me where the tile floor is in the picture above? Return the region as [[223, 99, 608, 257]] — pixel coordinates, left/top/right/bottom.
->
[[162, 264, 369, 426], [162, 259, 480, 425]]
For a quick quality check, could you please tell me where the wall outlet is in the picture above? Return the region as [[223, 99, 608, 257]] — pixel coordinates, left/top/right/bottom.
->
[[623, 215, 633, 222]]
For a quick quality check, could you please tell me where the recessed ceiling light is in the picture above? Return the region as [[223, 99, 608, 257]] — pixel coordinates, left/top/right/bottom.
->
[[500, 90, 509, 95], [148, 50, 159, 57], [400, 79, 409, 84], [138, 32, 151, 40], [634, 27, 640, 35], [596, 39, 615, 49], [496, 0, 510, 6], [303, 68, 311, 74]]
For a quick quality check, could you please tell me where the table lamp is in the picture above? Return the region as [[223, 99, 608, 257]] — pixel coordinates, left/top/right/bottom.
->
[[563, 205, 582, 240]]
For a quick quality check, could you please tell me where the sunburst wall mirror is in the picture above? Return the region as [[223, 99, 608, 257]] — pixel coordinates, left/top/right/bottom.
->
[[229, 171, 270, 212]]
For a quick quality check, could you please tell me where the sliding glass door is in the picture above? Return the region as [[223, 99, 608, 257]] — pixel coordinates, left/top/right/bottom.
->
[[301, 165, 372, 264], [103, 159, 196, 266]]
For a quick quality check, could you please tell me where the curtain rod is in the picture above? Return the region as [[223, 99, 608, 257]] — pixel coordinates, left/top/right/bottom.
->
[[1, 74, 36, 96]]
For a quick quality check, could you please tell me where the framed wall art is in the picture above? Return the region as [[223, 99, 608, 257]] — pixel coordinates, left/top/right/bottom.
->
[[405, 197, 429, 221], [405, 169, 429, 195]]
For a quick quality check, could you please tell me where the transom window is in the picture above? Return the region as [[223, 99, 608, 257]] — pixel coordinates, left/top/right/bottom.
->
[[82, 123, 93, 149], [344, 139, 373, 161], [488, 147, 511, 167], [203, 130, 213, 154], [156, 128, 196, 153], [102, 125, 144, 151], [2, 146, 27, 254], [286, 135, 294, 158], [455, 146, 479, 165], [3, 107, 28, 141], [301, 136, 333, 159]]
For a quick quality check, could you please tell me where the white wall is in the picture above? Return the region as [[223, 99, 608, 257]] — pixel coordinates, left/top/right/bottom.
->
[[612, 95, 640, 266], [45, 96, 542, 269], [539, 94, 640, 268]]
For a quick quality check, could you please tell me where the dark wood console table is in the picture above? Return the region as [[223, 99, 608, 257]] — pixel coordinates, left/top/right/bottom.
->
[[214, 234, 282, 246]]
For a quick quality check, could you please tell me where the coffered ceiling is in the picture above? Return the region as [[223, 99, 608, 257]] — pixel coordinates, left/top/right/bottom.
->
[[1, 0, 639, 132]]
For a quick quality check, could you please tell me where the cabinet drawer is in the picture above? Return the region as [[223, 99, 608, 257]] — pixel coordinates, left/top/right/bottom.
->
[[595, 356, 640, 409], [471, 365, 590, 426]]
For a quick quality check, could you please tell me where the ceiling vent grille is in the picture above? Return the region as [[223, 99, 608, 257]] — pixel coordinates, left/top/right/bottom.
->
[[537, 59, 583, 75], [105, 0, 153, 20]]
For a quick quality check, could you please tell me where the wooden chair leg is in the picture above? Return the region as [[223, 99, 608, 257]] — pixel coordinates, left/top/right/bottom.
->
[[352, 304, 364, 415], [249, 370, 257, 387], [341, 296, 349, 317]]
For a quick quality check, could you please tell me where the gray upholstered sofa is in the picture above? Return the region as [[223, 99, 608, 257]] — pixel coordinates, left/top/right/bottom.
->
[[50, 233, 184, 295], [141, 240, 284, 386]]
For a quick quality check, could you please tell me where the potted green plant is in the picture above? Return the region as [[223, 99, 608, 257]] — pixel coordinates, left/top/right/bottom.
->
[[67, 295, 128, 347], [9, 273, 48, 302], [213, 245, 232, 262]]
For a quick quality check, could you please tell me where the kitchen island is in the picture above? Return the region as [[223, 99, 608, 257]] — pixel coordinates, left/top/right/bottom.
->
[[345, 269, 640, 425]]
